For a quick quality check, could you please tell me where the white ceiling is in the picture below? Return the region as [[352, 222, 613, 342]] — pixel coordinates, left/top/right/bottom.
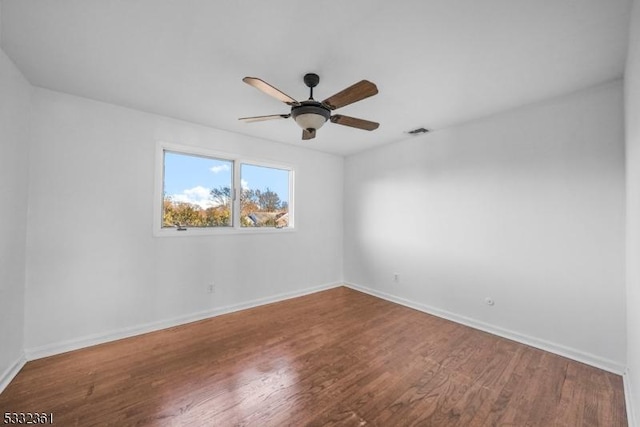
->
[[0, 0, 632, 156]]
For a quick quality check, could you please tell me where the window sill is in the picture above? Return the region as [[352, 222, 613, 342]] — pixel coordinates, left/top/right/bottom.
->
[[153, 226, 296, 238]]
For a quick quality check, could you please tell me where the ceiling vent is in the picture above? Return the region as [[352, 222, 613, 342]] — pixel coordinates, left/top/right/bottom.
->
[[406, 127, 430, 135]]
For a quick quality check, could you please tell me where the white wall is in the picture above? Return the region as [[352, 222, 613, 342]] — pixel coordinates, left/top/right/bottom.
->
[[344, 81, 626, 371], [0, 47, 31, 385], [24, 88, 343, 355], [625, 0, 640, 423]]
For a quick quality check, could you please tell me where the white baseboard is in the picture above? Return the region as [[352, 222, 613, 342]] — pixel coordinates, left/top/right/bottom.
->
[[25, 282, 342, 361], [344, 282, 625, 375], [0, 353, 27, 394], [625, 370, 638, 427]]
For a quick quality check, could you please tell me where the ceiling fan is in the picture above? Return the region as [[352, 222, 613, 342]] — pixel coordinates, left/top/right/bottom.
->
[[239, 73, 379, 140]]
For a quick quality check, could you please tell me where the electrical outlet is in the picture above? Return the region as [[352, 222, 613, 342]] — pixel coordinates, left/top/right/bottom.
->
[[207, 283, 215, 294], [393, 273, 400, 283]]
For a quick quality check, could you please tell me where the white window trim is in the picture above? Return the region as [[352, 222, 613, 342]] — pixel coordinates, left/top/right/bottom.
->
[[153, 141, 295, 237]]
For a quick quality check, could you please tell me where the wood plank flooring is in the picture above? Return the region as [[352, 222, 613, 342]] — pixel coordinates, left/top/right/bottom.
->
[[0, 287, 627, 426]]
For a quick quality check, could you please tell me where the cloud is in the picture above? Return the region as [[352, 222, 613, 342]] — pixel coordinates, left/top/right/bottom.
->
[[168, 186, 216, 209], [241, 179, 249, 189], [210, 164, 230, 174]]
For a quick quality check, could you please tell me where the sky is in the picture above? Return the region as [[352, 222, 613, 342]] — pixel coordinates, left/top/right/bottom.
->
[[164, 151, 290, 209]]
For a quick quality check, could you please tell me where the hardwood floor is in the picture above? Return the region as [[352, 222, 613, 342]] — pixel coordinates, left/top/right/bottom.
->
[[0, 287, 627, 426]]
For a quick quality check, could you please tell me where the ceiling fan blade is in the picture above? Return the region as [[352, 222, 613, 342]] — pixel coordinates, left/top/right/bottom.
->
[[242, 77, 300, 106], [239, 114, 290, 123], [330, 114, 379, 131], [322, 80, 378, 110], [302, 129, 316, 140]]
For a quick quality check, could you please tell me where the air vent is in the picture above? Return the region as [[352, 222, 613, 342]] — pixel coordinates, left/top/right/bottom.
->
[[406, 127, 430, 135]]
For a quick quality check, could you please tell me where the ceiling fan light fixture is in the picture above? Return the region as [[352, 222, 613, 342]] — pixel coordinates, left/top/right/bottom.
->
[[294, 112, 328, 131], [291, 102, 331, 131]]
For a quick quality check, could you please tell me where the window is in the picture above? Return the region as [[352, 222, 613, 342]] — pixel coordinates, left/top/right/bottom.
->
[[163, 151, 233, 228], [240, 163, 290, 228], [155, 143, 294, 235]]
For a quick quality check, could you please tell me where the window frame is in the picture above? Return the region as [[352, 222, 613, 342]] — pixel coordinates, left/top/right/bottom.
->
[[154, 141, 295, 237]]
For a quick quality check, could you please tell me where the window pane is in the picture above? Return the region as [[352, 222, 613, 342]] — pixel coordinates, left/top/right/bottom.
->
[[163, 151, 233, 228], [240, 164, 290, 228]]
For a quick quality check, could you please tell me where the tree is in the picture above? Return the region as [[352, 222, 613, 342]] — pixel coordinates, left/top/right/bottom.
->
[[163, 198, 204, 227], [203, 206, 230, 226], [210, 186, 231, 208], [257, 187, 281, 212]]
